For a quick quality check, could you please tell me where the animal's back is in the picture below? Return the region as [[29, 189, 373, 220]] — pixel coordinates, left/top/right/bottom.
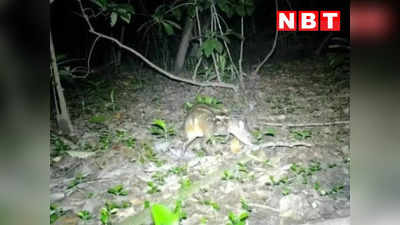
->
[[184, 104, 216, 149]]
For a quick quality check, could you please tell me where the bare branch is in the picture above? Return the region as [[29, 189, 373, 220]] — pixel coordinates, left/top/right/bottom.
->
[[260, 121, 350, 127], [87, 36, 100, 75], [253, 0, 279, 75], [76, 0, 238, 91]]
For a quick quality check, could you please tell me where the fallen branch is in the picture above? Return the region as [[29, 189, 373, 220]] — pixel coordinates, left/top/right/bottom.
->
[[253, 141, 312, 149], [77, 0, 238, 91], [260, 121, 350, 127]]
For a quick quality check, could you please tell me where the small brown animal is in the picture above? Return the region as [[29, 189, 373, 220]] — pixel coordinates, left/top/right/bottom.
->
[[183, 104, 252, 151]]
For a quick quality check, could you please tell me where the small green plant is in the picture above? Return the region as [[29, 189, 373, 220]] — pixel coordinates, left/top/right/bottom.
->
[[328, 184, 345, 195], [263, 159, 273, 167], [180, 178, 192, 191], [77, 210, 92, 221], [302, 174, 308, 184], [292, 130, 312, 140], [152, 171, 166, 185], [151, 202, 186, 225], [290, 163, 306, 175], [168, 166, 187, 176], [278, 176, 289, 184], [150, 119, 176, 139], [237, 162, 249, 173], [203, 200, 220, 211], [222, 170, 235, 181], [107, 184, 129, 196], [115, 130, 136, 148], [174, 200, 187, 220], [328, 163, 337, 168], [50, 135, 71, 157], [144, 200, 151, 209], [268, 175, 278, 186], [314, 181, 321, 191], [115, 129, 127, 138], [314, 181, 329, 196], [200, 217, 208, 224], [195, 95, 222, 106], [227, 211, 249, 225], [50, 204, 65, 224], [183, 102, 194, 111], [89, 114, 107, 124], [308, 160, 321, 173], [67, 173, 87, 189], [264, 128, 276, 136], [252, 127, 276, 143], [100, 207, 112, 225], [100, 200, 132, 225], [98, 131, 113, 150], [251, 129, 263, 143], [123, 137, 136, 148], [240, 198, 252, 212], [139, 142, 165, 166], [281, 186, 291, 196], [147, 181, 161, 194]]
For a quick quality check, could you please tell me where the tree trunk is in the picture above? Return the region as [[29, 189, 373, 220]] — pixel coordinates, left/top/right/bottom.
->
[[174, 18, 194, 74], [50, 31, 74, 135], [115, 25, 126, 73]]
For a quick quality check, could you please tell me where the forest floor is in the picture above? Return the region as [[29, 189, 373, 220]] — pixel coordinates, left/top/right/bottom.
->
[[50, 56, 350, 225]]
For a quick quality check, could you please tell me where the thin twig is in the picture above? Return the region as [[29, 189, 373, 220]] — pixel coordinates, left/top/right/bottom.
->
[[193, 6, 203, 80], [238, 16, 244, 87], [86, 35, 100, 76], [260, 121, 350, 127], [213, 4, 239, 77], [253, 0, 279, 75], [253, 142, 312, 150]]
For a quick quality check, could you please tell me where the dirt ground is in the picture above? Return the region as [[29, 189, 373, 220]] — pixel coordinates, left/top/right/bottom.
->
[[50, 57, 350, 225]]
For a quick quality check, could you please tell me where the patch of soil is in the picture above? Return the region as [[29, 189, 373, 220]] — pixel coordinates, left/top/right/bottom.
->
[[50, 57, 349, 225]]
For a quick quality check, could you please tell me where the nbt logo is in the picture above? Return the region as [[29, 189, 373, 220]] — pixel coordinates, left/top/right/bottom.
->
[[277, 11, 341, 31]]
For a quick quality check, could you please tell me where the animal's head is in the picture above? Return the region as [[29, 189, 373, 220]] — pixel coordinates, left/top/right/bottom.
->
[[227, 119, 253, 146]]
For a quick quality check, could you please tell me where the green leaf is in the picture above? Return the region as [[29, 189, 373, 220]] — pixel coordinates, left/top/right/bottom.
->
[[151, 204, 180, 225], [235, 0, 255, 16], [217, 0, 234, 18], [239, 212, 249, 221], [100, 208, 110, 225], [214, 40, 223, 53], [228, 212, 236, 222], [152, 119, 167, 131], [110, 12, 118, 27], [92, 0, 108, 9], [201, 39, 223, 57], [144, 200, 150, 209], [107, 184, 128, 196], [77, 210, 92, 220], [264, 128, 276, 136], [162, 22, 174, 35], [119, 3, 135, 14], [120, 12, 131, 24]]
